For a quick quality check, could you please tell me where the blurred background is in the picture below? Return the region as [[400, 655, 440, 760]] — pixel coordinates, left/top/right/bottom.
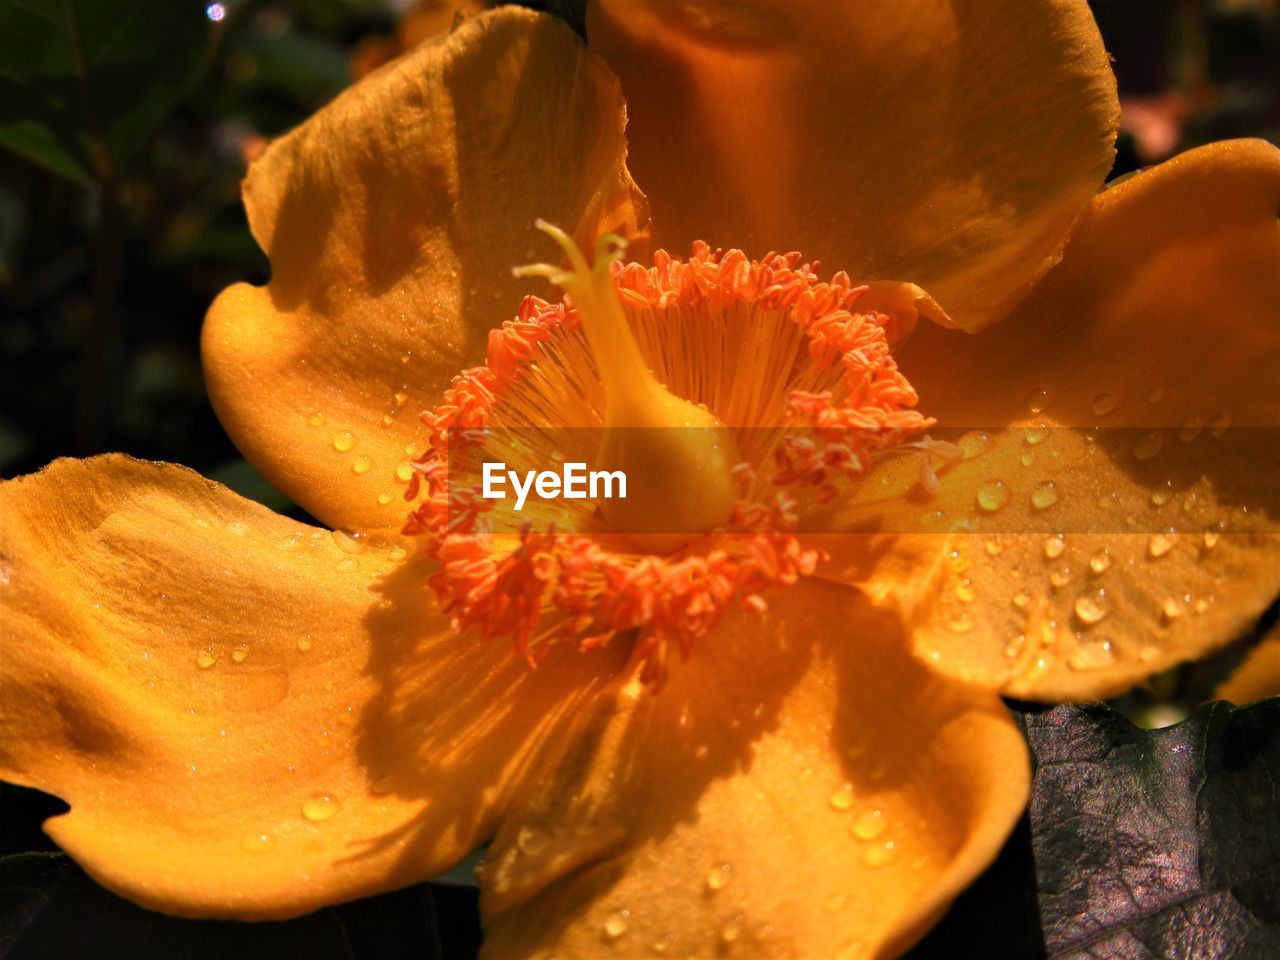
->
[[0, 0, 1277, 956]]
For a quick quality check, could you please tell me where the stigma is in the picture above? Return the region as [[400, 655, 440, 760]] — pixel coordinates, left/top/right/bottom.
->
[[403, 227, 935, 688]]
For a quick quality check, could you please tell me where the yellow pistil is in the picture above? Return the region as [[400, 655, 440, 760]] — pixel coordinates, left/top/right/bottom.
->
[[515, 221, 738, 552]]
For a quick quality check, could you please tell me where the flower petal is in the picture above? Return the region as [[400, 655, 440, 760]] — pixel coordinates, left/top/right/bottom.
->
[[1215, 625, 1280, 706], [203, 8, 649, 535], [586, 0, 1119, 331], [0, 455, 615, 918], [477, 579, 1028, 958], [816, 140, 1280, 700]]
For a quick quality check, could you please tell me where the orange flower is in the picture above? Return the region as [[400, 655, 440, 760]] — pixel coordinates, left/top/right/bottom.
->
[[2, 4, 1277, 958]]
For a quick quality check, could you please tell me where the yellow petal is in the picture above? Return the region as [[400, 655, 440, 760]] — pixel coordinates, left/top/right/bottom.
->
[[0, 455, 615, 918], [817, 139, 1280, 700], [203, 8, 649, 535], [586, 0, 1118, 331], [1215, 624, 1280, 706], [477, 579, 1028, 958]]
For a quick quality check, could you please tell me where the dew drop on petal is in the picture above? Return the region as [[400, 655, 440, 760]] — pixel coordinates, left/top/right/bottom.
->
[[720, 918, 744, 945], [602, 910, 630, 941], [829, 784, 855, 811], [231, 643, 250, 664], [976, 480, 1009, 512], [1068, 639, 1115, 672], [1026, 388, 1051, 414], [1133, 433, 1164, 461], [954, 580, 975, 603], [949, 613, 974, 633], [332, 431, 355, 452], [1020, 451, 1036, 467], [396, 461, 414, 483], [1161, 596, 1184, 620], [1150, 482, 1173, 506], [1031, 481, 1059, 510], [307, 412, 325, 427], [985, 538, 1003, 556], [1049, 566, 1073, 588], [1012, 591, 1031, 610], [1090, 393, 1117, 416], [297, 635, 313, 653], [1203, 532, 1220, 549], [1074, 589, 1109, 625], [1179, 416, 1205, 444], [517, 826, 549, 856], [196, 647, 217, 669], [1043, 535, 1066, 559], [352, 456, 372, 475], [862, 841, 895, 868], [1148, 533, 1177, 558], [851, 809, 885, 841], [705, 863, 733, 893], [1208, 413, 1231, 438], [1024, 426, 1048, 445], [301, 794, 341, 822], [378, 491, 394, 505], [241, 832, 275, 853], [1088, 551, 1111, 575]]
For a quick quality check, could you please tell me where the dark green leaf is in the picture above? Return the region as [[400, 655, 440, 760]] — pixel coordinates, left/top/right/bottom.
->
[[1023, 700, 1280, 959], [0, 0, 213, 181]]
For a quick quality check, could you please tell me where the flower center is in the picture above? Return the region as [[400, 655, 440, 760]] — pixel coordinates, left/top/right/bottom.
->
[[403, 228, 935, 688]]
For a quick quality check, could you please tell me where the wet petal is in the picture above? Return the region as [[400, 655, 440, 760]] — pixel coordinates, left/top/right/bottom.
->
[[478, 579, 1028, 958], [587, 0, 1118, 331], [203, 8, 648, 535], [1216, 625, 1280, 706], [817, 140, 1280, 700], [0, 456, 614, 918]]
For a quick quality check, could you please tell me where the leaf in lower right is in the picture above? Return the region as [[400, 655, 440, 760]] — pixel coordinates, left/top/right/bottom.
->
[[1023, 700, 1280, 959]]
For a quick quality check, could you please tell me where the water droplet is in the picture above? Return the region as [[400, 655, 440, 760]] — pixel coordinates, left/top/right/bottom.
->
[[1020, 451, 1036, 467], [976, 480, 1010, 512], [1133, 433, 1163, 461], [1148, 533, 1177, 558], [1024, 426, 1048, 445], [301, 794, 341, 822], [862, 841, 895, 868], [1031, 481, 1059, 510], [231, 643, 250, 664], [241, 832, 275, 853], [517, 826, 549, 856], [985, 538, 1003, 556], [1003, 635, 1027, 659], [396, 461, 414, 483], [958, 431, 989, 459], [1043, 535, 1066, 559], [297, 635, 313, 653], [394, 391, 408, 406], [949, 613, 974, 633], [1049, 566, 1073, 588], [824, 892, 849, 912], [1147, 386, 1166, 404], [1150, 481, 1173, 506], [851, 809, 885, 841], [1088, 551, 1111, 575], [1074, 590, 1109, 625], [331, 530, 368, 554], [1203, 532, 1220, 549], [1193, 596, 1211, 614], [954, 580, 975, 603], [377, 491, 394, 505], [381, 414, 395, 427], [307, 412, 325, 427], [196, 647, 217, 669], [332, 431, 355, 452], [1012, 591, 1031, 610], [720, 917, 744, 944], [1208, 413, 1231, 438], [1068, 639, 1115, 672], [1161, 597, 1183, 620], [1179, 416, 1205, 444], [352, 456, 371, 475], [1091, 393, 1117, 416], [602, 910, 630, 941], [829, 784, 855, 811], [705, 863, 733, 892]]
